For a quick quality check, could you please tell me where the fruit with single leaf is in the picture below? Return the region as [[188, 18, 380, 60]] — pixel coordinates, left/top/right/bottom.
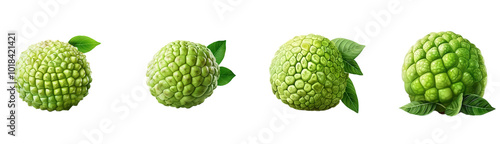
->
[[401, 31, 495, 116], [269, 34, 364, 112], [146, 40, 235, 108], [15, 36, 100, 111]]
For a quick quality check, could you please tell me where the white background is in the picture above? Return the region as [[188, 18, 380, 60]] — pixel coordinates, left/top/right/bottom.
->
[[1, 0, 500, 144]]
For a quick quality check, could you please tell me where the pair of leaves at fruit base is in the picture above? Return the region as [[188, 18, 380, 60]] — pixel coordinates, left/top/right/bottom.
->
[[67, 36, 235, 86], [332, 38, 365, 113], [207, 40, 236, 86], [400, 94, 496, 116]]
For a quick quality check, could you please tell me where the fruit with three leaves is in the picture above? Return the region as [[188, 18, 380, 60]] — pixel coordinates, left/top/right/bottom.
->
[[400, 31, 495, 116], [269, 34, 364, 112]]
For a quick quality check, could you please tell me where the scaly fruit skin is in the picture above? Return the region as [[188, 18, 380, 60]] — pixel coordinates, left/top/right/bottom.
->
[[147, 40, 220, 108], [270, 34, 348, 110], [15, 40, 92, 111], [403, 31, 487, 107]]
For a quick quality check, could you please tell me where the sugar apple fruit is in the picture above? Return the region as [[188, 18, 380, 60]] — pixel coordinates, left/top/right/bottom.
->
[[270, 34, 365, 112], [15, 39, 95, 111], [147, 40, 235, 108], [401, 31, 495, 116]]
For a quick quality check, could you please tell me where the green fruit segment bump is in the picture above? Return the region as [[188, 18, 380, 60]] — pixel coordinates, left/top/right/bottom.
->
[[269, 34, 364, 112], [401, 31, 495, 116], [146, 40, 235, 108], [14, 36, 99, 111]]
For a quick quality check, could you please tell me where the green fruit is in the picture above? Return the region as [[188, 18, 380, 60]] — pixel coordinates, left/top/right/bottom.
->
[[15, 40, 92, 111], [402, 31, 487, 113], [147, 40, 220, 108], [270, 34, 350, 110]]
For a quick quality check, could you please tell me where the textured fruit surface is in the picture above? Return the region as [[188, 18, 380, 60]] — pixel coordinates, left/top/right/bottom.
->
[[270, 34, 348, 110], [147, 40, 219, 108], [15, 40, 92, 111], [403, 31, 487, 106]]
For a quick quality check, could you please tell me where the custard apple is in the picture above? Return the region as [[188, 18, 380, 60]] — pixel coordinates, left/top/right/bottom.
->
[[401, 31, 495, 116], [147, 40, 235, 108], [15, 37, 98, 111], [270, 34, 365, 112]]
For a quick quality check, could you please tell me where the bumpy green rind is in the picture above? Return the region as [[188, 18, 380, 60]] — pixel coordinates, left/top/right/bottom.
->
[[15, 40, 92, 111], [402, 31, 487, 107], [147, 40, 219, 108], [270, 34, 348, 110]]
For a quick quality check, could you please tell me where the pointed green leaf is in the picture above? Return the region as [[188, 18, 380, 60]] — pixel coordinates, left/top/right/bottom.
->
[[207, 40, 226, 64], [343, 59, 363, 75], [332, 38, 365, 60], [461, 94, 495, 115], [218, 66, 235, 86], [68, 35, 100, 53], [341, 78, 359, 113], [400, 101, 436, 116], [445, 93, 463, 116]]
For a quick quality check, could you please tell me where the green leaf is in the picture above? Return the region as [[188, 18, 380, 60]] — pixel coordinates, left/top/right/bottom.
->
[[400, 101, 436, 116], [207, 40, 226, 64], [68, 35, 100, 53], [217, 66, 235, 86], [461, 94, 495, 115], [435, 103, 447, 114], [332, 38, 365, 60], [341, 78, 359, 113], [343, 59, 363, 75], [445, 93, 463, 116]]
